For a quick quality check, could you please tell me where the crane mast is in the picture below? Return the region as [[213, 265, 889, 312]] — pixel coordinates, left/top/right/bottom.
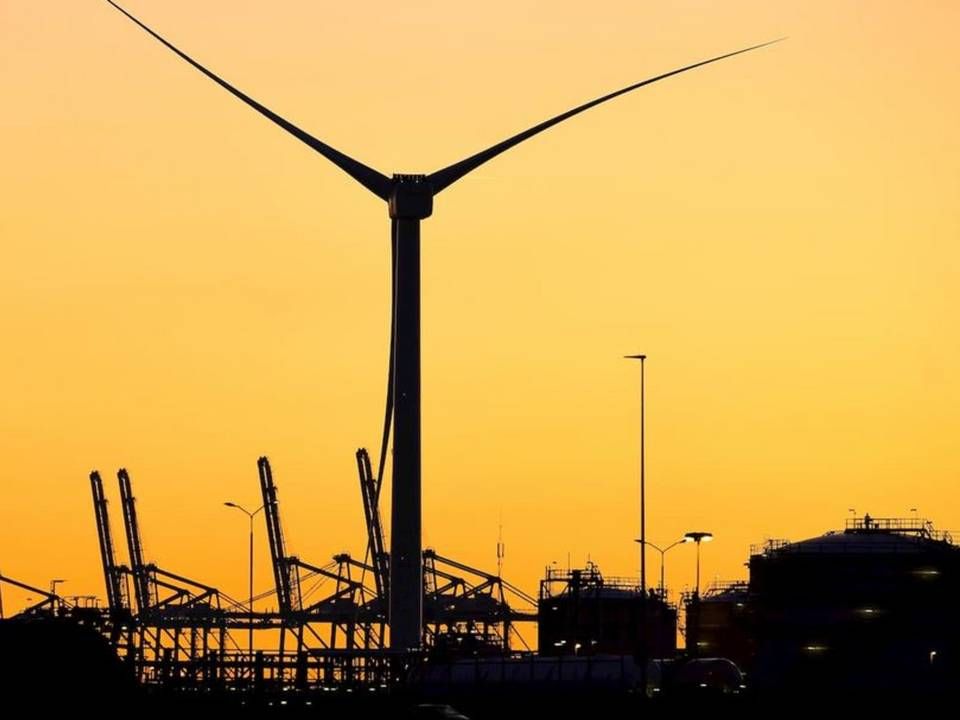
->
[[356, 448, 389, 602], [90, 470, 129, 615], [117, 468, 155, 612], [257, 456, 300, 613]]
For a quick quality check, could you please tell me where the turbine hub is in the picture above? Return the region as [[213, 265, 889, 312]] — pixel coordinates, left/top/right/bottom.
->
[[389, 174, 433, 219]]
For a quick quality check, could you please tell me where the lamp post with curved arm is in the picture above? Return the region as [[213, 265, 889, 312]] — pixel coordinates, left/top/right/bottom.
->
[[636, 537, 690, 601]]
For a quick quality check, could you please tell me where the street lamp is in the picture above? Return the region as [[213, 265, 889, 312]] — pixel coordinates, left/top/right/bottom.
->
[[635, 538, 690, 600], [683, 532, 713, 597], [624, 354, 647, 594], [624, 353, 647, 694], [224, 501, 264, 656]]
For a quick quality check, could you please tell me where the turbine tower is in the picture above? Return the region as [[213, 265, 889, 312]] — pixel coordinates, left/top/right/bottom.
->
[[105, 1, 778, 651]]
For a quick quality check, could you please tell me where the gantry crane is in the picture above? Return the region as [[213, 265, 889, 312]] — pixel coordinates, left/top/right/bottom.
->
[[257, 456, 375, 651], [356, 449, 389, 603], [117, 468, 155, 613], [352, 448, 536, 652], [72, 455, 536, 690], [117, 468, 224, 615], [90, 470, 135, 657], [115, 468, 240, 684], [257, 456, 300, 615], [90, 471, 130, 618]]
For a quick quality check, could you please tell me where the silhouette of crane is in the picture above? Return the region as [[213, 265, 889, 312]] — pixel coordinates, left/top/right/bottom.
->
[[356, 448, 389, 604], [257, 457, 301, 617], [105, 0, 779, 651], [90, 471, 131, 617]]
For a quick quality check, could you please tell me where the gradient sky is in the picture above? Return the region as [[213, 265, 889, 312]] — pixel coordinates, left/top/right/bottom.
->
[[2, 1, 958, 617]]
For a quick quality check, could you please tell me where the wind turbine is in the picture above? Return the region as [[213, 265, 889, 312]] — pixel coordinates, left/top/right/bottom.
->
[[105, 1, 779, 651]]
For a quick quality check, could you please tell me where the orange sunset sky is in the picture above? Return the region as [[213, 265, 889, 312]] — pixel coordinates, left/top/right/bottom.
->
[[1, 1, 958, 615]]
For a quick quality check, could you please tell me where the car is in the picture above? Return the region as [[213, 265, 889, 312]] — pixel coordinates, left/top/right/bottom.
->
[[407, 703, 471, 720]]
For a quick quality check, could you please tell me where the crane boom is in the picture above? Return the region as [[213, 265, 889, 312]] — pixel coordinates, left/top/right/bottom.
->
[[90, 470, 128, 614], [356, 448, 389, 601], [117, 468, 154, 612], [257, 456, 300, 613]]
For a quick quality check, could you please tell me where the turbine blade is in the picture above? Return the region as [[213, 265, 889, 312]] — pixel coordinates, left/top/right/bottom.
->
[[106, 1, 391, 200], [428, 39, 783, 195]]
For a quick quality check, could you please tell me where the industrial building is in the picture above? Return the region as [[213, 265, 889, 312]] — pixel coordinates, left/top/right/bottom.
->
[[684, 515, 960, 693], [683, 581, 751, 667], [538, 562, 677, 659]]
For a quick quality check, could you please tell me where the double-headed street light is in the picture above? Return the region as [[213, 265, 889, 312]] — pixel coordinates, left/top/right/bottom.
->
[[224, 501, 264, 655], [635, 537, 690, 601], [637, 532, 713, 599]]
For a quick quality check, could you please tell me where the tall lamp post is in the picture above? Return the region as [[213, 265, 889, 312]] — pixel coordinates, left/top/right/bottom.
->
[[224, 501, 264, 656], [635, 537, 690, 600], [624, 354, 647, 592], [624, 353, 647, 694], [684, 531, 713, 598]]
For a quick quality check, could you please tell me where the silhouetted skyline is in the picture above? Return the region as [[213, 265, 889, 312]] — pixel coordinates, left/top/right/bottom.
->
[[2, 2, 958, 639]]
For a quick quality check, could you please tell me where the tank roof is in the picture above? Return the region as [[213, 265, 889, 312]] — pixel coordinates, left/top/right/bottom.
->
[[753, 516, 956, 558]]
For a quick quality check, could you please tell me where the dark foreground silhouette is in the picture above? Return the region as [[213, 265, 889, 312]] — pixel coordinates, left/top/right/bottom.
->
[[1, 615, 954, 717], [0, 615, 136, 710]]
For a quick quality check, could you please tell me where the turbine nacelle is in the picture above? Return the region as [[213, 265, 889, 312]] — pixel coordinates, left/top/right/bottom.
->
[[389, 174, 433, 220]]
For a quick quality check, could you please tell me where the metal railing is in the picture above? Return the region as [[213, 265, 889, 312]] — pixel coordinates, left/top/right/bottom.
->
[[749, 539, 791, 557], [844, 516, 953, 543]]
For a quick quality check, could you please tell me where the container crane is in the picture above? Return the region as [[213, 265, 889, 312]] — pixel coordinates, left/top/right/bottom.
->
[[257, 456, 301, 615], [90, 470, 130, 617], [117, 468, 155, 613], [356, 448, 388, 602]]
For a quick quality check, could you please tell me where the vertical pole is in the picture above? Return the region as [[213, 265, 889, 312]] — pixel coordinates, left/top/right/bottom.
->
[[624, 353, 648, 695], [248, 516, 254, 658], [640, 356, 646, 596], [695, 541, 701, 597], [390, 217, 422, 650], [660, 550, 665, 600], [691, 539, 702, 658], [639, 357, 647, 695]]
